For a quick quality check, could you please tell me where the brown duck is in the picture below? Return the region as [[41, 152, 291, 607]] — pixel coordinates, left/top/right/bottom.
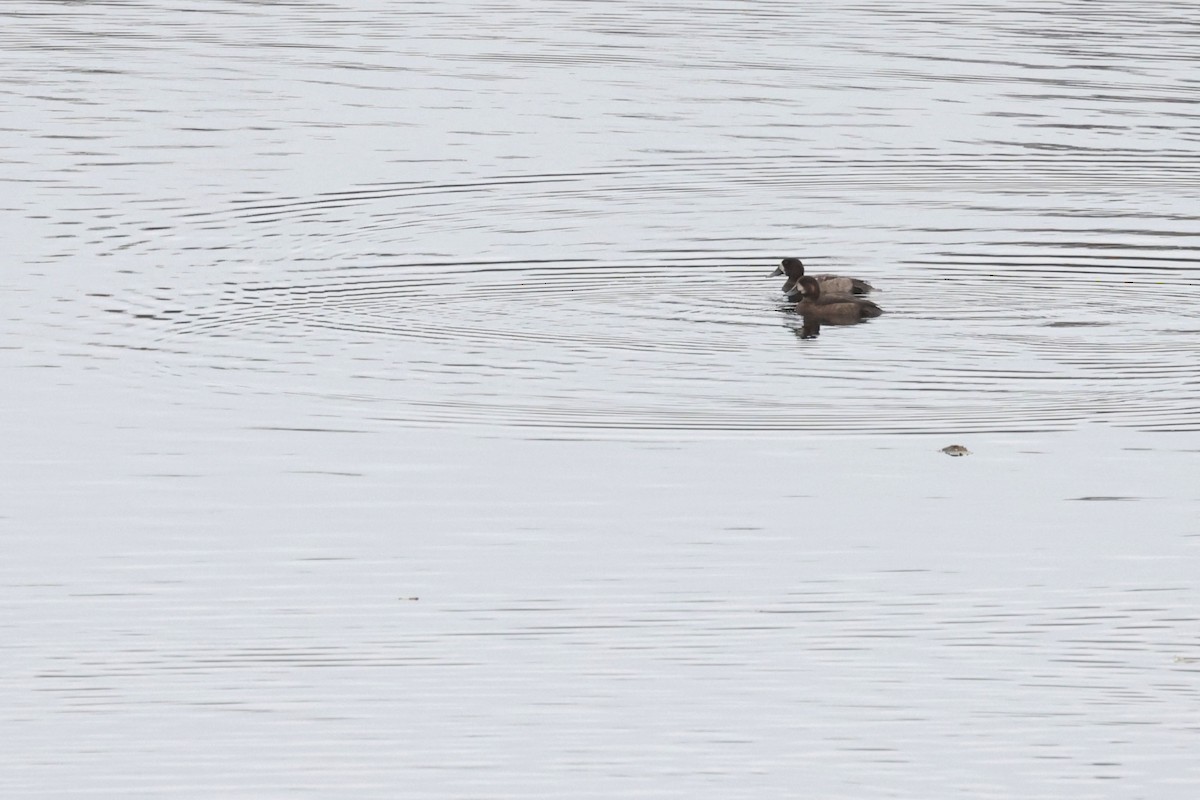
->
[[789, 276, 883, 323], [770, 257, 875, 295]]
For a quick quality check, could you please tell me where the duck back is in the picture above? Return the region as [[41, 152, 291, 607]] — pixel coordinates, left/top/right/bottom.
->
[[815, 274, 875, 295]]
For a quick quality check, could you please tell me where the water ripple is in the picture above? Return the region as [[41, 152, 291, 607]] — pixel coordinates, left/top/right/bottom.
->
[[98, 236, 1200, 435]]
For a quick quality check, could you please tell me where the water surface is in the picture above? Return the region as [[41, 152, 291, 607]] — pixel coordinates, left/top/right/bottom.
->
[[4, 1, 1200, 797]]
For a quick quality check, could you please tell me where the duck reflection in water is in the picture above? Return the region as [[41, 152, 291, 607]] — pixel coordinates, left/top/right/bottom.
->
[[785, 275, 883, 339]]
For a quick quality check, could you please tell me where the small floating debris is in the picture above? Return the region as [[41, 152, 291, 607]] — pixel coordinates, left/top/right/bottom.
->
[[941, 445, 970, 457]]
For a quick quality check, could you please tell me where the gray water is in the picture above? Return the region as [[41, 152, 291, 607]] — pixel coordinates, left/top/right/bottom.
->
[[4, 1, 1200, 797]]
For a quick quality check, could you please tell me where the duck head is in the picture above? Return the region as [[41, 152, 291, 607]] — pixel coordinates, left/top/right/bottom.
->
[[770, 258, 806, 293], [796, 275, 825, 299]]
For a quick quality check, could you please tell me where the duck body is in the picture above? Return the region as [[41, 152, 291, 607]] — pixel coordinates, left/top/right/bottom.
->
[[788, 276, 882, 323], [811, 274, 874, 296], [770, 257, 875, 295]]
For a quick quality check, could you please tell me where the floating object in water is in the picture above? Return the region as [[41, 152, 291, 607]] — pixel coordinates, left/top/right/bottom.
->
[[770, 257, 875, 295], [787, 276, 883, 323]]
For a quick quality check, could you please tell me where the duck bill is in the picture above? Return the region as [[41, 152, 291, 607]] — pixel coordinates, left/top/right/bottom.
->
[[769, 266, 783, 277]]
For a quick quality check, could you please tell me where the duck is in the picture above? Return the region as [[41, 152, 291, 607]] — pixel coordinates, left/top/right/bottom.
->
[[770, 257, 875, 296], [788, 276, 883, 323]]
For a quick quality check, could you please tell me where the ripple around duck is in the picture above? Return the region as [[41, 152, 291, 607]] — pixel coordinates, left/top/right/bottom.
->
[[103, 242, 1200, 436], [75, 149, 1200, 436], [94, 151, 1200, 244]]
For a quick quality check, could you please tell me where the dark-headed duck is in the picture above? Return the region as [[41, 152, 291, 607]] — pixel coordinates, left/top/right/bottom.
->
[[788, 275, 883, 322], [770, 257, 875, 295]]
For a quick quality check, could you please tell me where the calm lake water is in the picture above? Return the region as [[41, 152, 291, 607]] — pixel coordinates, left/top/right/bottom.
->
[[4, 1, 1200, 797]]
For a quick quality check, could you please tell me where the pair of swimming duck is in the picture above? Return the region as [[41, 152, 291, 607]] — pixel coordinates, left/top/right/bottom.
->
[[769, 257, 882, 322]]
